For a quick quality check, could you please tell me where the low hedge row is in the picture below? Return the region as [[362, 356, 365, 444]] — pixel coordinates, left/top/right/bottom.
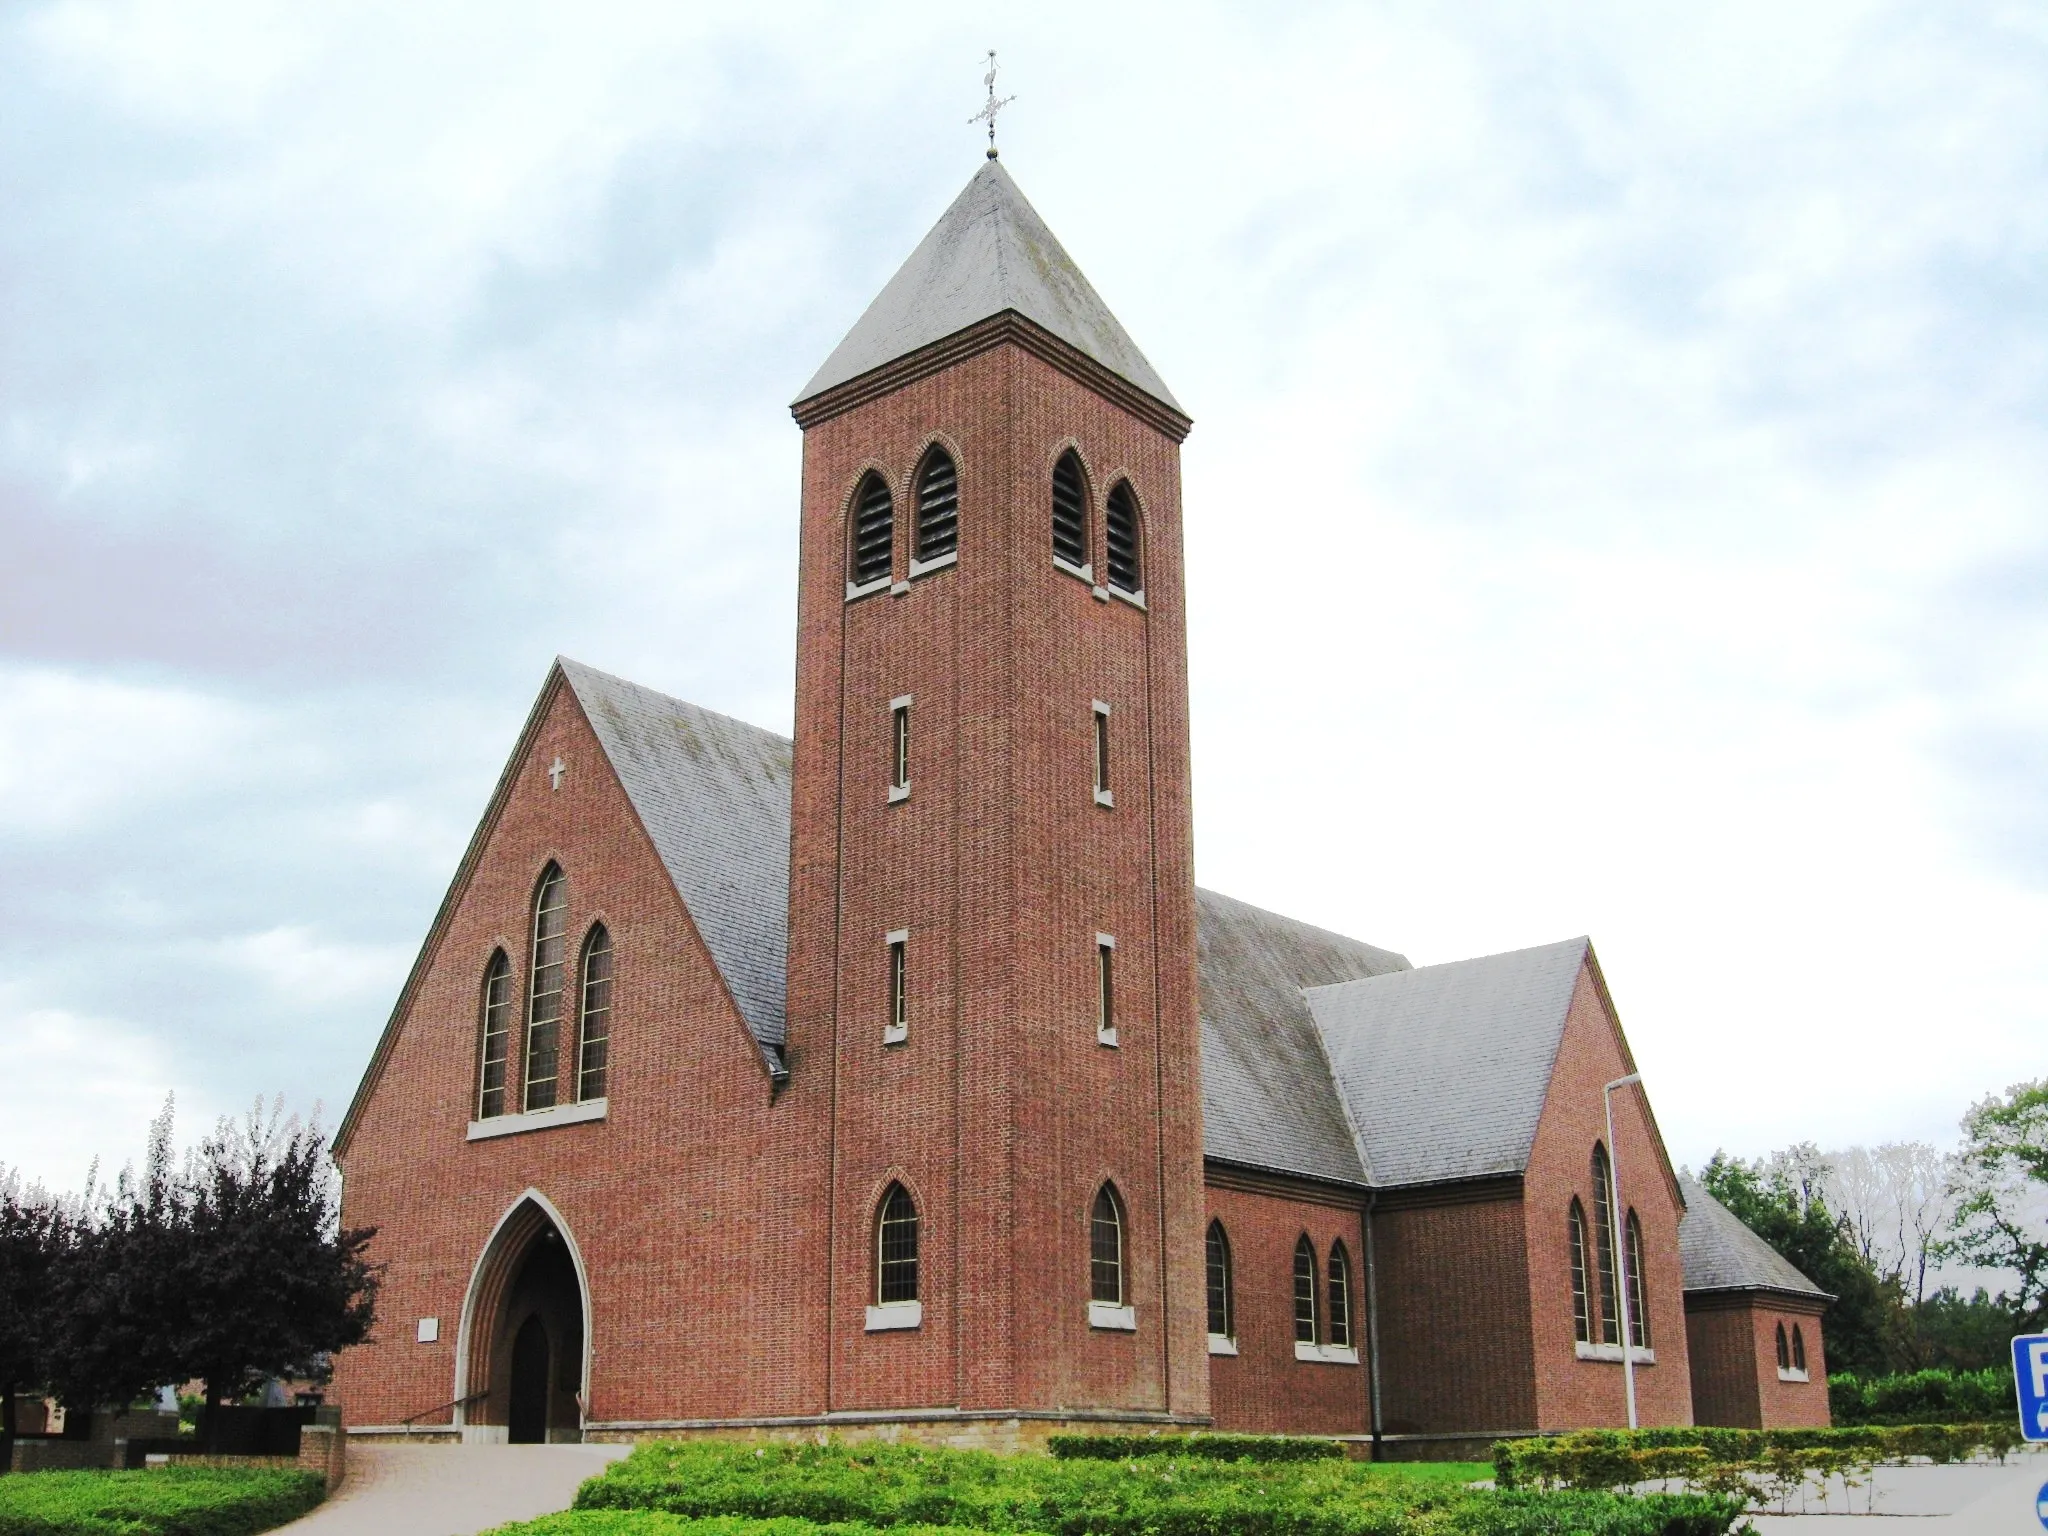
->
[[1828, 1366, 2013, 1425], [1493, 1422, 2025, 1494], [0, 1465, 325, 1536], [568, 1441, 1747, 1536], [1046, 1433, 1343, 1463]]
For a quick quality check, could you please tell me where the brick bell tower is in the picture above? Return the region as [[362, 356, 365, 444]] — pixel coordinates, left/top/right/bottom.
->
[[787, 155, 1210, 1433]]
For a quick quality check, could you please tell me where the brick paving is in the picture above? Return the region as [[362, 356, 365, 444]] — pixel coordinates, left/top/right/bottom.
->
[[278, 1443, 628, 1536]]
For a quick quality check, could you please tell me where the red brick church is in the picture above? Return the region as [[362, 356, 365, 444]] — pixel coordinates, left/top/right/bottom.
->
[[332, 156, 1830, 1452]]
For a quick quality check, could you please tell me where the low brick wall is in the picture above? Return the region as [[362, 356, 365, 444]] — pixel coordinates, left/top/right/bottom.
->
[[298, 1423, 348, 1491]]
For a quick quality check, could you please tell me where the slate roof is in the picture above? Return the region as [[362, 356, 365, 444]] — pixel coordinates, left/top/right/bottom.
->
[[560, 659, 792, 1050], [1677, 1174, 1831, 1298], [1303, 938, 1591, 1188], [797, 158, 1182, 413], [1197, 891, 1411, 1186]]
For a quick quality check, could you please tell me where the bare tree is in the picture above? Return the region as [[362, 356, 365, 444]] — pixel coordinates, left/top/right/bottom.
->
[[1820, 1142, 1955, 1305]]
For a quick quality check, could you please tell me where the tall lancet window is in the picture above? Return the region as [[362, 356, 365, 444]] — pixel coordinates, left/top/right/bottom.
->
[[1568, 1198, 1592, 1344], [1624, 1209, 1650, 1349], [1293, 1235, 1319, 1344], [914, 447, 958, 563], [1051, 450, 1088, 570], [1591, 1143, 1620, 1345], [1105, 480, 1142, 593], [1326, 1241, 1354, 1350], [576, 923, 612, 1103], [849, 471, 894, 588], [1090, 1183, 1126, 1305], [876, 1182, 919, 1304], [476, 949, 514, 1120], [1205, 1220, 1234, 1339], [524, 864, 568, 1111]]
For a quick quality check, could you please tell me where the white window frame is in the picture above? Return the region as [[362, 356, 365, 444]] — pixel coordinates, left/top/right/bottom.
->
[[1091, 701, 1113, 807], [1096, 932, 1117, 1046], [884, 929, 909, 1044], [888, 696, 912, 802]]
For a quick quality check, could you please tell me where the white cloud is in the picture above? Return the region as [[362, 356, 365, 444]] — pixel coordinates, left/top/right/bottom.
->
[[0, 989, 183, 1192], [204, 925, 412, 1009]]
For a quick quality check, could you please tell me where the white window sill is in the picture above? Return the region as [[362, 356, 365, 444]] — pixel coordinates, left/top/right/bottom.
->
[[866, 1302, 921, 1332], [1109, 586, 1146, 610], [468, 1098, 607, 1141], [1053, 556, 1093, 583], [1092, 585, 1111, 602], [1294, 1341, 1359, 1365], [846, 576, 890, 602], [1777, 1365, 1810, 1383], [1575, 1341, 1656, 1364], [1097, 1026, 1118, 1048], [1207, 1334, 1238, 1356], [1088, 1302, 1136, 1331], [908, 550, 957, 578], [890, 580, 911, 595], [1093, 788, 1113, 808], [888, 783, 911, 804], [882, 1024, 908, 1046]]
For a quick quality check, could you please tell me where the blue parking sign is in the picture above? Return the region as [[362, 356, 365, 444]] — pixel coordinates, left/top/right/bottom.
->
[[2016, 1333, 2048, 1442]]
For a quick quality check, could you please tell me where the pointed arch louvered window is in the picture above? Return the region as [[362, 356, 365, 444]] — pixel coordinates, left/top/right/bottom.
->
[[914, 448, 958, 563], [476, 949, 514, 1119], [1205, 1220, 1234, 1338], [524, 864, 568, 1111], [1105, 481, 1141, 593], [1051, 451, 1087, 569], [850, 472, 894, 587], [1293, 1235, 1319, 1344]]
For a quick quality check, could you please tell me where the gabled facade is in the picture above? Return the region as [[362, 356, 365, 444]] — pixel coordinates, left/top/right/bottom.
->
[[331, 155, 1824, 1453]]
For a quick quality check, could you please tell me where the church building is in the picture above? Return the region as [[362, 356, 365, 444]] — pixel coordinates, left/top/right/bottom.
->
[[331, 155, 1829, 1453]]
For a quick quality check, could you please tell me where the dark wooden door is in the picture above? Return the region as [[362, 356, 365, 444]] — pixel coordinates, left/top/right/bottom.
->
[[508, 1314, 550, 1444]]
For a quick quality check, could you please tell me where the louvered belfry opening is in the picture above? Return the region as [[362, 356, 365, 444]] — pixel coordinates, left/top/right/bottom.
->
[[850, 471, 894, 586], [1105, 481, 1141, 592], [1051, 450, 1087, 569], [914, 448, 958, 562]]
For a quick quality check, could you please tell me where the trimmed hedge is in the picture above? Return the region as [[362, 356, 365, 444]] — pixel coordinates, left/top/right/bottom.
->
[[1828, 1367, 2013, 1425], [1046, 1434, 1343, 1463], [566, 1441, 1747, 1536], [0, 1466, 325, 1536], [1493, 1422, 2026, 1494]]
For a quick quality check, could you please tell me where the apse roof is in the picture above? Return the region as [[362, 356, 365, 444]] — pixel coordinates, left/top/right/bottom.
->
[[797, 158, 1181, 412], [1304, 939, 1591, 1188], [560, 659, 792, 1050], [1677, 1174, 1832, 1298]]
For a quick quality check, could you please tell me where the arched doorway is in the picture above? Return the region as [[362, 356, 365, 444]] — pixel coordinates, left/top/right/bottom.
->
[[456, 1194, 589, 1444]]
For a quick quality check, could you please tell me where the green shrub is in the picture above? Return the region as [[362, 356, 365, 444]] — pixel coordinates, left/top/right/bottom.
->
[[565, 1441, 1744, 1536], [1046, 1433, 1343, 1463], [1828, 1366, 2013, 1424], [0, 1465, 325, 1536]]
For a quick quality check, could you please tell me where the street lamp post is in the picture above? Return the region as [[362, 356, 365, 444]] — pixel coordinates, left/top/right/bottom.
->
[[1605, 1071, 1644, 1431]]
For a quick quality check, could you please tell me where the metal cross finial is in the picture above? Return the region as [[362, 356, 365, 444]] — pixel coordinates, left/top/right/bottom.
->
[[969, 50, 1016, 159]]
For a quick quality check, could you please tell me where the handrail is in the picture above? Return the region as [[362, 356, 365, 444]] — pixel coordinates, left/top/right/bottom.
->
[[400, 1390, 488, 1434]]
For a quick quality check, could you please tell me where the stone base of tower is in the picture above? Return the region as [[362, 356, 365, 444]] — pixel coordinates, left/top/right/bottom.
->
[[583, 1409, 1212, 1454]]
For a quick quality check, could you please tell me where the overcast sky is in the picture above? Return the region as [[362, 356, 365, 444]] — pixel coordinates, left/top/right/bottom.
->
[[2, 1, 2042, 1203]]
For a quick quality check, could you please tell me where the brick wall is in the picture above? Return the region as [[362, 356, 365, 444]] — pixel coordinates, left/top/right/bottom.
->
[[789, 340, 1209, 1425], [1521, 957, 1694, 1430], [1202, 1180, 1371, 1435], [1684, 1292, 1830, 1428]]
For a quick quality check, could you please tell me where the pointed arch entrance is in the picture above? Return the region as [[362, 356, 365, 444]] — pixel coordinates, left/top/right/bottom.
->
[[454, 1191, 591, 1443]]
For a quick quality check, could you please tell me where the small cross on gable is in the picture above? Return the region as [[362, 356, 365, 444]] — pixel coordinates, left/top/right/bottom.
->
[[548, 756, 566, 791]]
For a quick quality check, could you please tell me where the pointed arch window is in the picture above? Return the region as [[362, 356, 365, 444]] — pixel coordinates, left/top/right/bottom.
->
[[1775, 1321, 1791, 1370], [876, 1182, 919, 1305], [1051, 451, 1088, 570], [914, 447, 958, 564], [1105, 480, 1142, 594], [1090, 1183, 1126, 1305], [1292, 1235, 1319, 1344], [1568, 1198, 1592, 1344], [476, 949, 514, 1119], [1326, 1241, 1354, 1351], [576, 924, 612, 1103], [1591, 1143, 1620, 1345], [849, 472, 894, 588], [1205, 1220, 1234, 1340], [523, 864, 568, 1112], [1791, 1323, 1807, 1372], [1623, 1209, 1650, 1349]]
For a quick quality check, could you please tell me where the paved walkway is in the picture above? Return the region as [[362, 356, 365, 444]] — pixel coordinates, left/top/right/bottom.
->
[[1744, 1451, 2048, 1530], [280, 1444, 629, 1536]]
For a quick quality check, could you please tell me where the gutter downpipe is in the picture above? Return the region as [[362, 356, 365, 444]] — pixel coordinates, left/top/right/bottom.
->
[[1363, 1187, 1385, 1461], [1604, 1072, 1644, 1431]]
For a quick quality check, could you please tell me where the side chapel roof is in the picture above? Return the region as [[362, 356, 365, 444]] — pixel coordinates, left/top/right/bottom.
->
[[796, 158, 1182, 413], [1677, 1173, 1832, 1299]]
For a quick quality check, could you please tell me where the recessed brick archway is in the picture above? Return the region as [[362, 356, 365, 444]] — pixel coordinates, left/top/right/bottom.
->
[[454, 1191, 592, 1443]]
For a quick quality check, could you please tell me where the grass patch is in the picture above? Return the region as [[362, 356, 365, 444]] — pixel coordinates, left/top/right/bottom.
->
[[0, 1465, 325, 1536], [529, 1441, 1743, 1536]]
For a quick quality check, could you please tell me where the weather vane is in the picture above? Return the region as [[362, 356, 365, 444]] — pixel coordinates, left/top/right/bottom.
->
[[969, 50, 1016, 159]]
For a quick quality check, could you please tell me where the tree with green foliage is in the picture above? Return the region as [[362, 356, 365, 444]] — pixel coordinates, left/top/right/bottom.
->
[[1943, 1077, 2048, 1332], [0, 1171, 65, 1471], [1701, 1149, 1908, 1376]]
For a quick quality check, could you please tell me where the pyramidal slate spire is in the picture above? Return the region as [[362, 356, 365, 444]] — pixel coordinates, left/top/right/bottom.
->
[[796, 159, 1181, 414]]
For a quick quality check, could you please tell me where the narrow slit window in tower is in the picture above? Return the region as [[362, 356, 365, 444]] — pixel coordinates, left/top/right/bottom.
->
[[1092, 702, 1111, 805], [890, 699, 910, 800], [885, 931, 908, 1044], [1096, 934, 1116, 1045]]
